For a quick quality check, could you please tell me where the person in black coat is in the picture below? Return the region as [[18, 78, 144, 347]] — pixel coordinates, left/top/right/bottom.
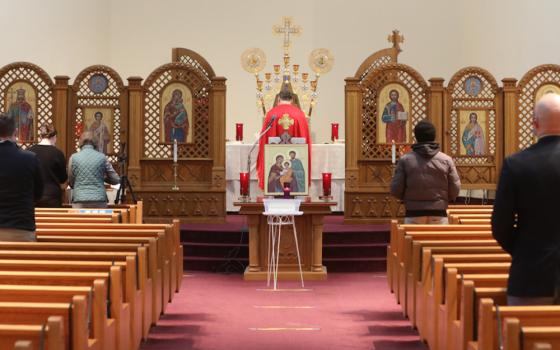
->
[[492, 93, 560, 305], [29, 124, 67, 207], [0, 112, 43, 241]]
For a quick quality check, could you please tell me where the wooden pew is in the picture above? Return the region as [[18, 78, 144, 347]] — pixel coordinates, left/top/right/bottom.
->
[[35, 212, 121, 223], [420, 257, 510, 348], [504, 318, 560, 350], [36, 222, 182, 297], [1, 316, 64, 350], [435, 264, 510, 350], [0, 250, 143, 347], [388, 221, 491, 300], [470, 299, 560, 350], [405, 240, 500, 326], [395, 229, 494, 306], [0, 262, 128, 350], [401, 236, 499, 318], [449, 214, 492, 224], [450, 280, 509, 350], [0, 295, 92, 350]]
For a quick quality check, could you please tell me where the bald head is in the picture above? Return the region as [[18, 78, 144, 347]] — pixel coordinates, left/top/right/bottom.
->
[[534, 93, 560, 137]]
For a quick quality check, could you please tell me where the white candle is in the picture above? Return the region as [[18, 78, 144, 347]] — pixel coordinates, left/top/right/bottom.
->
[[173, 140, 178, 163], [391, 140, 396, 164]]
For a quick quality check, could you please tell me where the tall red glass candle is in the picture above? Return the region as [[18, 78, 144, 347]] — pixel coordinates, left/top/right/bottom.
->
[[322, 172, 332, 197], [239, 172, 249, 196], [235, 123, 244, 142], [331, 123, 339, 142]]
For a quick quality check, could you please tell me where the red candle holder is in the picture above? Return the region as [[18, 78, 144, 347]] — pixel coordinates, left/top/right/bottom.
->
[[321, 172, 332, 198], [235, 123, 244, 142], [331, 123, 339, 142], [283, 182, 291, 198], [239, 172, 249, 199]]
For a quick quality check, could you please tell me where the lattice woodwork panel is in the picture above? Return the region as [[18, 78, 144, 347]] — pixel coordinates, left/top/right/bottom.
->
[[178, 55, 212, 83], [0, 63, 53, 149], [359, 55, 393, 81], [360, 64, 428, 160], [447, 68, 498, 164], [517, 65, 560, 150], [143, 63, 211, 160], [72, 67, 124, 164], [346, 193, 405, 219]]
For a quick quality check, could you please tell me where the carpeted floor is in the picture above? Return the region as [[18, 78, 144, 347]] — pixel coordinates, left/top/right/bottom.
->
[[140, 272, 427, 350]]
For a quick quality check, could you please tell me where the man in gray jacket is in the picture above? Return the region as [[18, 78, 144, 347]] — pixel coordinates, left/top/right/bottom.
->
[[390, 120, 461, 224]]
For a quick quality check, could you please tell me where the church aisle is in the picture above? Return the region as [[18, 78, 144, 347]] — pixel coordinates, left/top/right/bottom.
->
[[140, 272, 427, 350]]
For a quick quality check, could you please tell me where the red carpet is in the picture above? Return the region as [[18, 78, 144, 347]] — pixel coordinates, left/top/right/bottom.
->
[[141, 272, 427, 350]]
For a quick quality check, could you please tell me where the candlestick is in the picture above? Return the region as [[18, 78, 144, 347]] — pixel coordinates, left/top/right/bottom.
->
[[235, 123, 244, 142], [173, 139, 178, 163], [172, 163, 179, 191], [391, 140, 396, 165], [331, 123, 339, 143]]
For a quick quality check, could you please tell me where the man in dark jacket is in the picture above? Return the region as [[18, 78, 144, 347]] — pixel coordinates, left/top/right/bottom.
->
[[390, 120, 461, 224], [492, 93, 560, 305], [0, 112, 43, 241]]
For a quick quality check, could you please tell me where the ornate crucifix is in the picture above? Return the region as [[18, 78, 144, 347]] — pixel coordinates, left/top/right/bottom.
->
[[387, 29, 404, 52], [273, 17, 302, 54]]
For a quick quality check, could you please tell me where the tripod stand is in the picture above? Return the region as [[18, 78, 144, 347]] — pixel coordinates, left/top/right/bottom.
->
[[115, 142, 137, 204]]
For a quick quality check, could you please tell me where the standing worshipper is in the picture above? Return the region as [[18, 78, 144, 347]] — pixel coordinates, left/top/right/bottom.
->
[[0, 112, 43, 241], [492, 93, 560, 306], [68, 131, 120, 208], [29, 124, 68, 207], [390, 120, 461, 224]]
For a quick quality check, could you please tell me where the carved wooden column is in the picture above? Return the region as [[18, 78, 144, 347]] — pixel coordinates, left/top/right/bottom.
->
[[127, 77, 143, 188], [53, 76, 69, 156], [428, 78, 445, 145], [247, 215, 260, 272], [344, 77, 361, 194], [502, 78, 518, 157], [311, 214, 324, 272], [209, 77, 227, 191]]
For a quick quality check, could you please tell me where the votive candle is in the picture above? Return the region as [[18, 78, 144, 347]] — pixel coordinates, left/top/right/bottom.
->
[[235, 123, 243, 142], [331, 123, 339, 142], [239, 172, 249, 196], [322, 172, 332, 197]]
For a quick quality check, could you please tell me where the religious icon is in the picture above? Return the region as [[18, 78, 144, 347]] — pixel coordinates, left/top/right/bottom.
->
[[459, 110, 487, 156], [535, 83, 560, 103], [377, 83, 410, 144], [160, 83, 193, 144], [464, 76, 482, 97], [264, 144, 308, 196], [88, 74, 109, 94], [84, 108, 113, 154], [4, 82, 37, 143]]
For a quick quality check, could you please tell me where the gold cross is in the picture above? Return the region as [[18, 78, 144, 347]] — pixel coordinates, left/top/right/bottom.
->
[[278, 114, 294, 130], [387, 29, 404, 52], [273, 17, 302, 53]]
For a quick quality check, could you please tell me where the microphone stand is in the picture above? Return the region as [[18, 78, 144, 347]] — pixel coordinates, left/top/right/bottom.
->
[[245, 116, 276, 200]]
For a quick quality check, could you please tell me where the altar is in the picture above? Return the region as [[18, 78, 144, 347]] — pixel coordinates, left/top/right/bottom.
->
[[226, 142, 345, 211]]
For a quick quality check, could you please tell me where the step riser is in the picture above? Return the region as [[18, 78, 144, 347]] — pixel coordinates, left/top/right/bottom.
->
[[184, 245, 248, 258], [323, 246, 387, 258], [323, 232, 389, 244]]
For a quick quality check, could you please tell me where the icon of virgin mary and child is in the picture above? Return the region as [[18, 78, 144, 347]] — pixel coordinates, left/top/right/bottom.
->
[[163, 89, 189, 143]]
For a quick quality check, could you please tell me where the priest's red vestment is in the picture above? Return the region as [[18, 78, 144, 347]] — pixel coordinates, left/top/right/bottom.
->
[[256, 103, 311, 189]]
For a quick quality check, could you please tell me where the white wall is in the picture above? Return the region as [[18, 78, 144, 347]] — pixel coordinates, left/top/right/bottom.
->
[[2, 0, 560, 143]]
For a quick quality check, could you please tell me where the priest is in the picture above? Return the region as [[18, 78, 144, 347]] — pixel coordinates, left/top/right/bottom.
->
[[256, 87, 311, 190]]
